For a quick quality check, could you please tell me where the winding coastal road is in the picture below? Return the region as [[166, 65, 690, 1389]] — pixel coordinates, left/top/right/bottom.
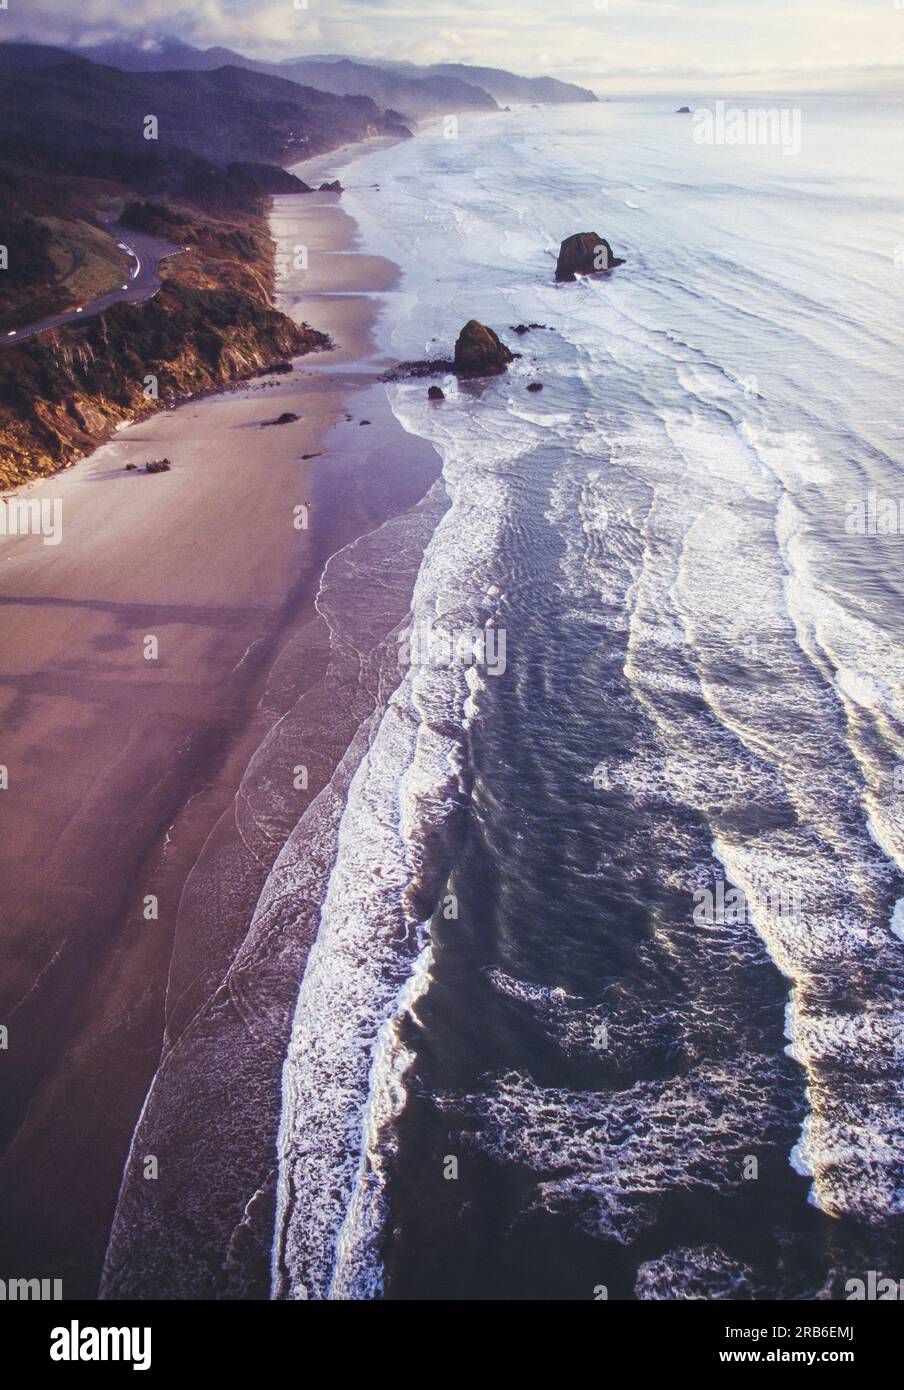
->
[[2, 222, 185, 346]]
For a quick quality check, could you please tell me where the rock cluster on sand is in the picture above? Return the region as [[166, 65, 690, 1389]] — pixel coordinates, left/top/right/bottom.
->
[[145, 458, 172, 474], [555, 232, 624, 281], [453, 320, 516, 377]]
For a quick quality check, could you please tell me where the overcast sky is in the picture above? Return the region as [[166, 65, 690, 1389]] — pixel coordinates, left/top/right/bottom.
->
[[5, 0, 904, 93]]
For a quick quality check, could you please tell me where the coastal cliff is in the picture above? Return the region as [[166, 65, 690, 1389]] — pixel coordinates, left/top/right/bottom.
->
[[0, 281, 325, 487], [0, 192, 329, 488]]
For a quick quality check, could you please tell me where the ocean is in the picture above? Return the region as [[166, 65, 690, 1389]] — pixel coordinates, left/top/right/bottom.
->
[[270, 96, 904, 1300]]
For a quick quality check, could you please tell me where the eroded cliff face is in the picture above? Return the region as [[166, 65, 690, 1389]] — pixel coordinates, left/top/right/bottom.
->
[[0, 246, 327, 489]]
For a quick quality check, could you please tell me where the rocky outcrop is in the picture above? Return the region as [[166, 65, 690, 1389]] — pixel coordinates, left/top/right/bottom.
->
[[383, 321, 518, 383], [319, 180, 343, 194], [555, 232, 624, 282], [453, 320, 515, 377]]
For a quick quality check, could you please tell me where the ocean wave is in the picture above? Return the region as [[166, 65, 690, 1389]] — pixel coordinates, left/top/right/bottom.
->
[[635, 1246, 758, 1300], [272, 384, 538, 1298], [438, 1055, 802, 1247]]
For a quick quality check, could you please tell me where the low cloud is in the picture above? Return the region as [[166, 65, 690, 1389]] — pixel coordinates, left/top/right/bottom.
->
[[3, 0, 903, 92]]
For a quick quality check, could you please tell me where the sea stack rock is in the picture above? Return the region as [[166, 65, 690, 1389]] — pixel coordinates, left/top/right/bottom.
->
[[555, 232, 624, 281], [453, 320, 515, 377]]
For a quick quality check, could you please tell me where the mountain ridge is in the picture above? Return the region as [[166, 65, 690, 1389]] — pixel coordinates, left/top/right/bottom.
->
[[0, 49, 411, 165], [0, 36, 597, 117]]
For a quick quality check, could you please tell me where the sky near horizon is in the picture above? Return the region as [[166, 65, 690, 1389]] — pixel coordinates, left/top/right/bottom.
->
[[4, 0, 904, 93]]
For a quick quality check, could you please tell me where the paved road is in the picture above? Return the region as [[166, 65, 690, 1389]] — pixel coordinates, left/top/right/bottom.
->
[[2, 222, 185, 346]]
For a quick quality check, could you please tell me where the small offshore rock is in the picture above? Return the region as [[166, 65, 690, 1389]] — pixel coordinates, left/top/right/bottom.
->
[[555, 232, 625, 281], [428, 386, 445, 400]]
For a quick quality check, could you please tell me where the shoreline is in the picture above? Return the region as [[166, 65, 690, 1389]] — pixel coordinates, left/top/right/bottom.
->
[[0, 140, 444, 1296]]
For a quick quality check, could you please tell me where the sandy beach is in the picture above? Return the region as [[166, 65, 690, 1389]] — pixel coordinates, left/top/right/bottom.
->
[[0, 153, 441, 1297]]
